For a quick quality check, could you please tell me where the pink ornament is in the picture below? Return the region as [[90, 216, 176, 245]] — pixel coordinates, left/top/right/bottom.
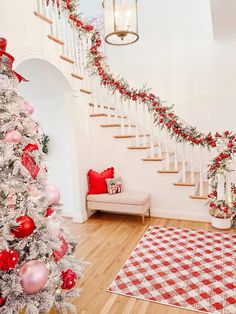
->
[[28, 184, 41, 198], [22, 100, 34, 115], [19, 260, 49, 294], [8, 189, 16, 209], [46, 185, 60, 205], [5, 130, 22, 144]]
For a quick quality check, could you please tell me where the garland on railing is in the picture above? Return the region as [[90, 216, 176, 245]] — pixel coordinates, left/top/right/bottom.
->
[[49, 0, 236, 219]]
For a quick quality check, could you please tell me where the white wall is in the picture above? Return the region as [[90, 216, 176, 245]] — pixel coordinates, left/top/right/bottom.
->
[[17, 59, 77, 217], [86, 0, 236, 135]]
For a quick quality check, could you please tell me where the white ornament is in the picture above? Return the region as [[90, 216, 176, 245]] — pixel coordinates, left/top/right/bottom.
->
[[46, 219, 61, 238]]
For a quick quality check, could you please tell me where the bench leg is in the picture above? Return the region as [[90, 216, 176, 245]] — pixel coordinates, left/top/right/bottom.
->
[[148, 207, 151, 217], [141, 214, 145, 224]]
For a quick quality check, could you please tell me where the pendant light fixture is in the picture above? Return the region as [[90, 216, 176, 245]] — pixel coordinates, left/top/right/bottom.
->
[[102, 0, 139, 46]]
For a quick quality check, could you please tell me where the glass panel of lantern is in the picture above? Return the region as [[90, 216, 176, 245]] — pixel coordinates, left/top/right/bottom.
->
[[103, 0, 139, 45]]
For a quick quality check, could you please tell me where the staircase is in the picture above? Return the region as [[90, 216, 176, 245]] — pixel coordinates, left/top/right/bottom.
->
[[7, 0, 225, 222]]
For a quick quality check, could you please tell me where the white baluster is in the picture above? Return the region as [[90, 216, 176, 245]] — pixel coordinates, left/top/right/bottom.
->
[[199, 147, 204, 196], [72, 27, 79, 73], [182, 142, 186, 182], [226, 172, 231, 204], [158, 124, 162, 159], [165, 129, 170, 170], [217, 173, 225, 201], [174, 142, 178, 171], [120, 99, 125, 135], [41, 0, 47, 16], [190, 146, 195, 183], [149, 111, 155, 158], [91, 77, 97, 113], [127, 99, 131, 135], [135, 101, 139, 146], [142, 104, 146, 146], [37, 0, 42, 13], [48, 0, 54, 36], [54, 1, 60, 39]]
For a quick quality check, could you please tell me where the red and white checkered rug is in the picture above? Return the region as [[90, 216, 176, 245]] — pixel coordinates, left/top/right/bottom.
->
[[108, 225, 236, 314]]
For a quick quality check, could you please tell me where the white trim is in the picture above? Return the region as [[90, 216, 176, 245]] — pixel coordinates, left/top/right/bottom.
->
[[73, 212, 88, 223], [151, 208, 210, 222]]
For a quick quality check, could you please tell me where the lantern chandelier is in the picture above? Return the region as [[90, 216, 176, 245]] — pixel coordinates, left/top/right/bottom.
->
[[102, 0, 139, 46]]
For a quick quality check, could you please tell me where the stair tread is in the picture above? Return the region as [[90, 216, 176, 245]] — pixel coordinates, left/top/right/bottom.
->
[[158, 162, 182, 174], [173, 171, 199, 186], [47, 34, 64, 45], [101, 124, 121, 127], [34, 11, 53, 24], [92, 113, 127, 118], [89, 103, 115, 110], [114, 134, 150, 139], [71, 73, 84, 80], [100, 124, 136, 128], [80, 89, 92, 95], [142, 152, 173, 162], [174, 182, 196, 187], [190, 181, 208, 200], [90, 114, 108, 117], [128, 144, 158, 150], [190, 195, 208, 200], [142, 157, 164, 161], [60, 55, 75, 64]]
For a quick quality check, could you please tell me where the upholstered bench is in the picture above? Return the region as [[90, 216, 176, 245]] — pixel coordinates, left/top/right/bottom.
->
[[86, 191, 151, 223]]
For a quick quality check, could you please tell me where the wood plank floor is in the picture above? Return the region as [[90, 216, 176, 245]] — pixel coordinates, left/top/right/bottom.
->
[[60, 213, 235, 314]]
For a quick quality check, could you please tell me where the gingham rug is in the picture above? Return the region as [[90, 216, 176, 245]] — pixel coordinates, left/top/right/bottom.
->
[[108, 225, 236, 314]]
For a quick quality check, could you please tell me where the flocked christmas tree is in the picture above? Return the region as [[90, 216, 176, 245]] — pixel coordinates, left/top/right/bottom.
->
[[0, 38, 84, 313]]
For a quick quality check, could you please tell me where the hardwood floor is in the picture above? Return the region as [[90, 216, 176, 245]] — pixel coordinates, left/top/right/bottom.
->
[[62, 213, 235, 314]]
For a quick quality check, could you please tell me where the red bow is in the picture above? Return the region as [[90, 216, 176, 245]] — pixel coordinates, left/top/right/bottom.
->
[[21, 144, 40, 179]]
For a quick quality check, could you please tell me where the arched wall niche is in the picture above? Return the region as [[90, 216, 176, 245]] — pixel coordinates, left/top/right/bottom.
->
[[16, 58, 81, 218]]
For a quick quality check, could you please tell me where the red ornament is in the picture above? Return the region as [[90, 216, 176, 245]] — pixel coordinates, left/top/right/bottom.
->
[[53, 236, 68, 262], [11, 216, 35, 238], [21, 144, 40, 179], [61, 269, 77, 290], [0, 295, 5, 307], [45, 207, 55, 217], [0, 249, 19, 271]]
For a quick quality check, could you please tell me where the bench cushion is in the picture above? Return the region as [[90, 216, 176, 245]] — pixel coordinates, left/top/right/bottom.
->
[[87, 191, 150, 205]]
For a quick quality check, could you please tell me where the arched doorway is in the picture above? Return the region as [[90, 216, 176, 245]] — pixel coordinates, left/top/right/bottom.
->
[[17, 59, 77, 218]]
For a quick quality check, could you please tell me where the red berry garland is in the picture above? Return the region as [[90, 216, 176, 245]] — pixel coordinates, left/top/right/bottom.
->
[[0, 249, 19, 271], [61, 269, 77, 290]]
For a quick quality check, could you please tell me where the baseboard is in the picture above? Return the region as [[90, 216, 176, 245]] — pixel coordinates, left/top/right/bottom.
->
[[72, 212, 88, 223], [151, 208, 210, 223]]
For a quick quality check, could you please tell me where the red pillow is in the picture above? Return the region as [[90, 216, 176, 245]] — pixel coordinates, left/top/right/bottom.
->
[[87, 167, 114, 194]]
